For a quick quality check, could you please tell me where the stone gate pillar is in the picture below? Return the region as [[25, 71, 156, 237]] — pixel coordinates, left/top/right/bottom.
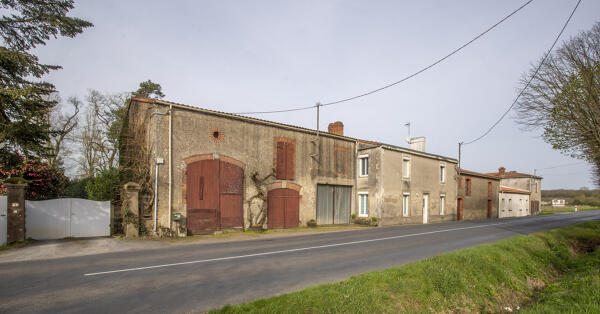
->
[[123, 182, 141, 237], [5, 183, 27, 243]]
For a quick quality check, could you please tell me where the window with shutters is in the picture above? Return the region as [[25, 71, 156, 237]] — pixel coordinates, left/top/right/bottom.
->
[[488, 181, 492, 197], [466, 178, 472, 196], [274, 137, 295, 180]]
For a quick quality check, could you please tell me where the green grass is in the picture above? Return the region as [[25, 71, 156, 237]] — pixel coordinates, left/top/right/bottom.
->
[[211, 221, 600, 313], [0, 239, 34, 252], [539, 206, 600, 215]]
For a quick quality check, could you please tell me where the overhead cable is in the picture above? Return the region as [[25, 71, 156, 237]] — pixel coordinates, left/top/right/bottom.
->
[[462, 0, 581, 145], [235, 0, 535, 115]]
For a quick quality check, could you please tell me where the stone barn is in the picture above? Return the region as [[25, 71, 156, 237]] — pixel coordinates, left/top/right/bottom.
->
[[121, 98, 356, 235]]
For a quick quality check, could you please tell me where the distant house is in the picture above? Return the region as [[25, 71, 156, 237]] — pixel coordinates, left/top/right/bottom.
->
[[357, 140, 458, 225], [457, 169, 500, 220], [498, 186, 531, 218], [486, 167, 542, 215], [552, 199, 566, 207]]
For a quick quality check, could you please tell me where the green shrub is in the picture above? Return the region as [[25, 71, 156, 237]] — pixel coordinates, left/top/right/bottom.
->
[[86, 168, 120, 201], [63, 177, 92, 199]]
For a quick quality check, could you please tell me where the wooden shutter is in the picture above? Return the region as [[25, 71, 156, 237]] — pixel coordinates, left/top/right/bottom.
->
[[488, 181, 492, 197], [285, 141, 295, 180], [276, 141, 286, 179]]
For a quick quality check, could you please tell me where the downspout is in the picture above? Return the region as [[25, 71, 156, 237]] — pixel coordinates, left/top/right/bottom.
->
[[168, 104, 173, 233], [154, 162, 159, 232]]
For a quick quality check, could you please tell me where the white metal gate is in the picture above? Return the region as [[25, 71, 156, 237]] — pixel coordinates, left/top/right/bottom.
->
[[0, 196, 6, 246], [26, 198, 110, 240]]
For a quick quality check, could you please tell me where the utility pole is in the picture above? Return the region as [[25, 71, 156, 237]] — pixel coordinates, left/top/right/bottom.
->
[[458, 142, 463, 170], [310, 103, 321, 170]]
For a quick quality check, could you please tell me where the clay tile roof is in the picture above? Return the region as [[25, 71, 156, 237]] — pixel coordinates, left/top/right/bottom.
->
[[485, 170, 542, 180], [459, 169, 500, 180], [500, 186, 531, 194]]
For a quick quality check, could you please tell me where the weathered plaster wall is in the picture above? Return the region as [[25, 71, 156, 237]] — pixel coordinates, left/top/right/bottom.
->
[[498, 192, 530, 218], [129, 100, 356, 232], [458, 175, 499, 220], [501, 177, 542, 204], [359, 146, 458, 226]]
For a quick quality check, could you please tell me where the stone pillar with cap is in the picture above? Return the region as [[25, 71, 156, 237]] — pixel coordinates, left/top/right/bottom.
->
[[5, 183, 27, 243], [123, 182, 141, 237]]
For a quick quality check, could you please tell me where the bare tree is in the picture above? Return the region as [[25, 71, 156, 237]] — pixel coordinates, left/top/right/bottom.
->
[[77, 105, 101, 177], [515, 22, 600, 185], [47, 96, 80, 169]]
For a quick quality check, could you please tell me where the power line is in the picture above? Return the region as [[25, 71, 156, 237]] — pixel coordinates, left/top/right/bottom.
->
[[462, 0, 582, 145], [235, 0, 535, 115], [536, 161, 587, 171]]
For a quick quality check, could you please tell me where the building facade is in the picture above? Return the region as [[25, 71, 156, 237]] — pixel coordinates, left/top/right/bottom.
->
[[457, 169, 500, 220], [123, 98, 357, 235], [486, 167, 542, 215], [356, 143, 458, 226], [498, 187, 531, 218]]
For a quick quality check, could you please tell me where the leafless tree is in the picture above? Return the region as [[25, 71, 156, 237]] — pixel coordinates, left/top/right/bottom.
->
[[47, 96, 80, 169], [514, 22, 600, 185]]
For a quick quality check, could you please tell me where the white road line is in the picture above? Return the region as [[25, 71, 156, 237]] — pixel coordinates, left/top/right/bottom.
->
[[84, 221, 511, 276]]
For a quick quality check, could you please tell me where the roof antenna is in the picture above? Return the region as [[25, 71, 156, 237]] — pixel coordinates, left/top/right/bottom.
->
[[404, 122, 411, 144]]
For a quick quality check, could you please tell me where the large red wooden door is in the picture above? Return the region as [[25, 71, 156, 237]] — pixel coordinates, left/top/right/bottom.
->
[[186, 159, 244, 235], [457, 197, 463, 221], [487, 199, 492, 218], [267, 188, 300, 229]]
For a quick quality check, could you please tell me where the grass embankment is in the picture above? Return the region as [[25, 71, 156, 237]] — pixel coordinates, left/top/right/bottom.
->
[[0, 239, 34, 253], [538, 206, 600, 215], [212, 221, 600, 313]]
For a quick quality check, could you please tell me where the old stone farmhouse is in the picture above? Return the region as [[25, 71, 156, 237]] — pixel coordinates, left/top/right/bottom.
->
[[357, 143, 458, 225], [121, 98, 542, 236], [457, 169, 500, 220], [123, 98, 356, 235], [486, 167, 542, 215]]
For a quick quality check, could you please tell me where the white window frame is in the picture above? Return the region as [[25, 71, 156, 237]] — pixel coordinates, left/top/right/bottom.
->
[[440, 194, 445, 215], [402, 193, 410, 216], [358, 154, 369, 177], [403, 157, 411, 179], [440, 164, 446, 183], [358, 192, 369, 217]]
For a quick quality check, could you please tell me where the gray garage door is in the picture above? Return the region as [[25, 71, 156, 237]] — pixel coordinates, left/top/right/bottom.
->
[[317, 185, 352, 224]]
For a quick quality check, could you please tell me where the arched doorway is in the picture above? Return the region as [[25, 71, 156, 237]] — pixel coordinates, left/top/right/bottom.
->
[[186, 156, 244, 235]]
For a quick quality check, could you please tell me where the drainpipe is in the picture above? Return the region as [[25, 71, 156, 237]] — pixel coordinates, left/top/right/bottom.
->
[[168, 104, 173, 233], [154, 158, 164, 232]]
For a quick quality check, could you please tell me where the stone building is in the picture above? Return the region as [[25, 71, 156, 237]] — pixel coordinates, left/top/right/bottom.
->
[[486, 167, 542, 215], [356, 143, 458, 226], [122, 98, 356, 235], [498, 186, 531, 218], [457, 169, 500, 220]]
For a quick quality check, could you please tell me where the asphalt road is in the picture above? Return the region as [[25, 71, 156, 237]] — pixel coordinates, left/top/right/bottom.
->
[[1, 211, 598, 313]]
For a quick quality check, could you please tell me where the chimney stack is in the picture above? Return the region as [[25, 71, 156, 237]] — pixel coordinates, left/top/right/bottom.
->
[[409, 137, 426, 152], [499, 167, 506, 175], [328, 121, 344, 136]]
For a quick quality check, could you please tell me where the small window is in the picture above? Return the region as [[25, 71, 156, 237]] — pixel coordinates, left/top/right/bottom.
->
[[358, 192, 369, 217], [359, 155, 369, 177], [440, 195, 445, 215], [488, 181, 492, 197], [402, 193, 410, 216], [403, 157, 411, 179], [440, 164, 446, 183], [466, 178, 472, 196], [334, 147, 349, 175]]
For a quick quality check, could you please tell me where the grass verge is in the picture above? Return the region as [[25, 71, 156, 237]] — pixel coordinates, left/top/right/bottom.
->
[[0, 239, 34, 253], [211, 221, 600, 313], [538, 206, 599, 215]]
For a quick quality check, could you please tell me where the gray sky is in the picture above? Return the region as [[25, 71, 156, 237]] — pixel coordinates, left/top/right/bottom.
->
[[35, 0, 600, 189]]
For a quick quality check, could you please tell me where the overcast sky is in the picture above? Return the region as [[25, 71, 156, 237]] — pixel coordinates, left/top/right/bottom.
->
[[34, 0, 600, 189]]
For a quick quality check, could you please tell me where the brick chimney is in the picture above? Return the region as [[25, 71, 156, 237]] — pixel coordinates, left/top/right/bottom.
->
[[499, 167, 506, 175], [328, 121, 344, 136]]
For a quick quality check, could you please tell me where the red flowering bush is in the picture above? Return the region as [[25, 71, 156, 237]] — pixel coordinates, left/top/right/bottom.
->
[[0, 157, 69, 200]]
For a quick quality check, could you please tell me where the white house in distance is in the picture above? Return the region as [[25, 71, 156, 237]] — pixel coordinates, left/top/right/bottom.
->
[[498, 186, 530, 218]]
